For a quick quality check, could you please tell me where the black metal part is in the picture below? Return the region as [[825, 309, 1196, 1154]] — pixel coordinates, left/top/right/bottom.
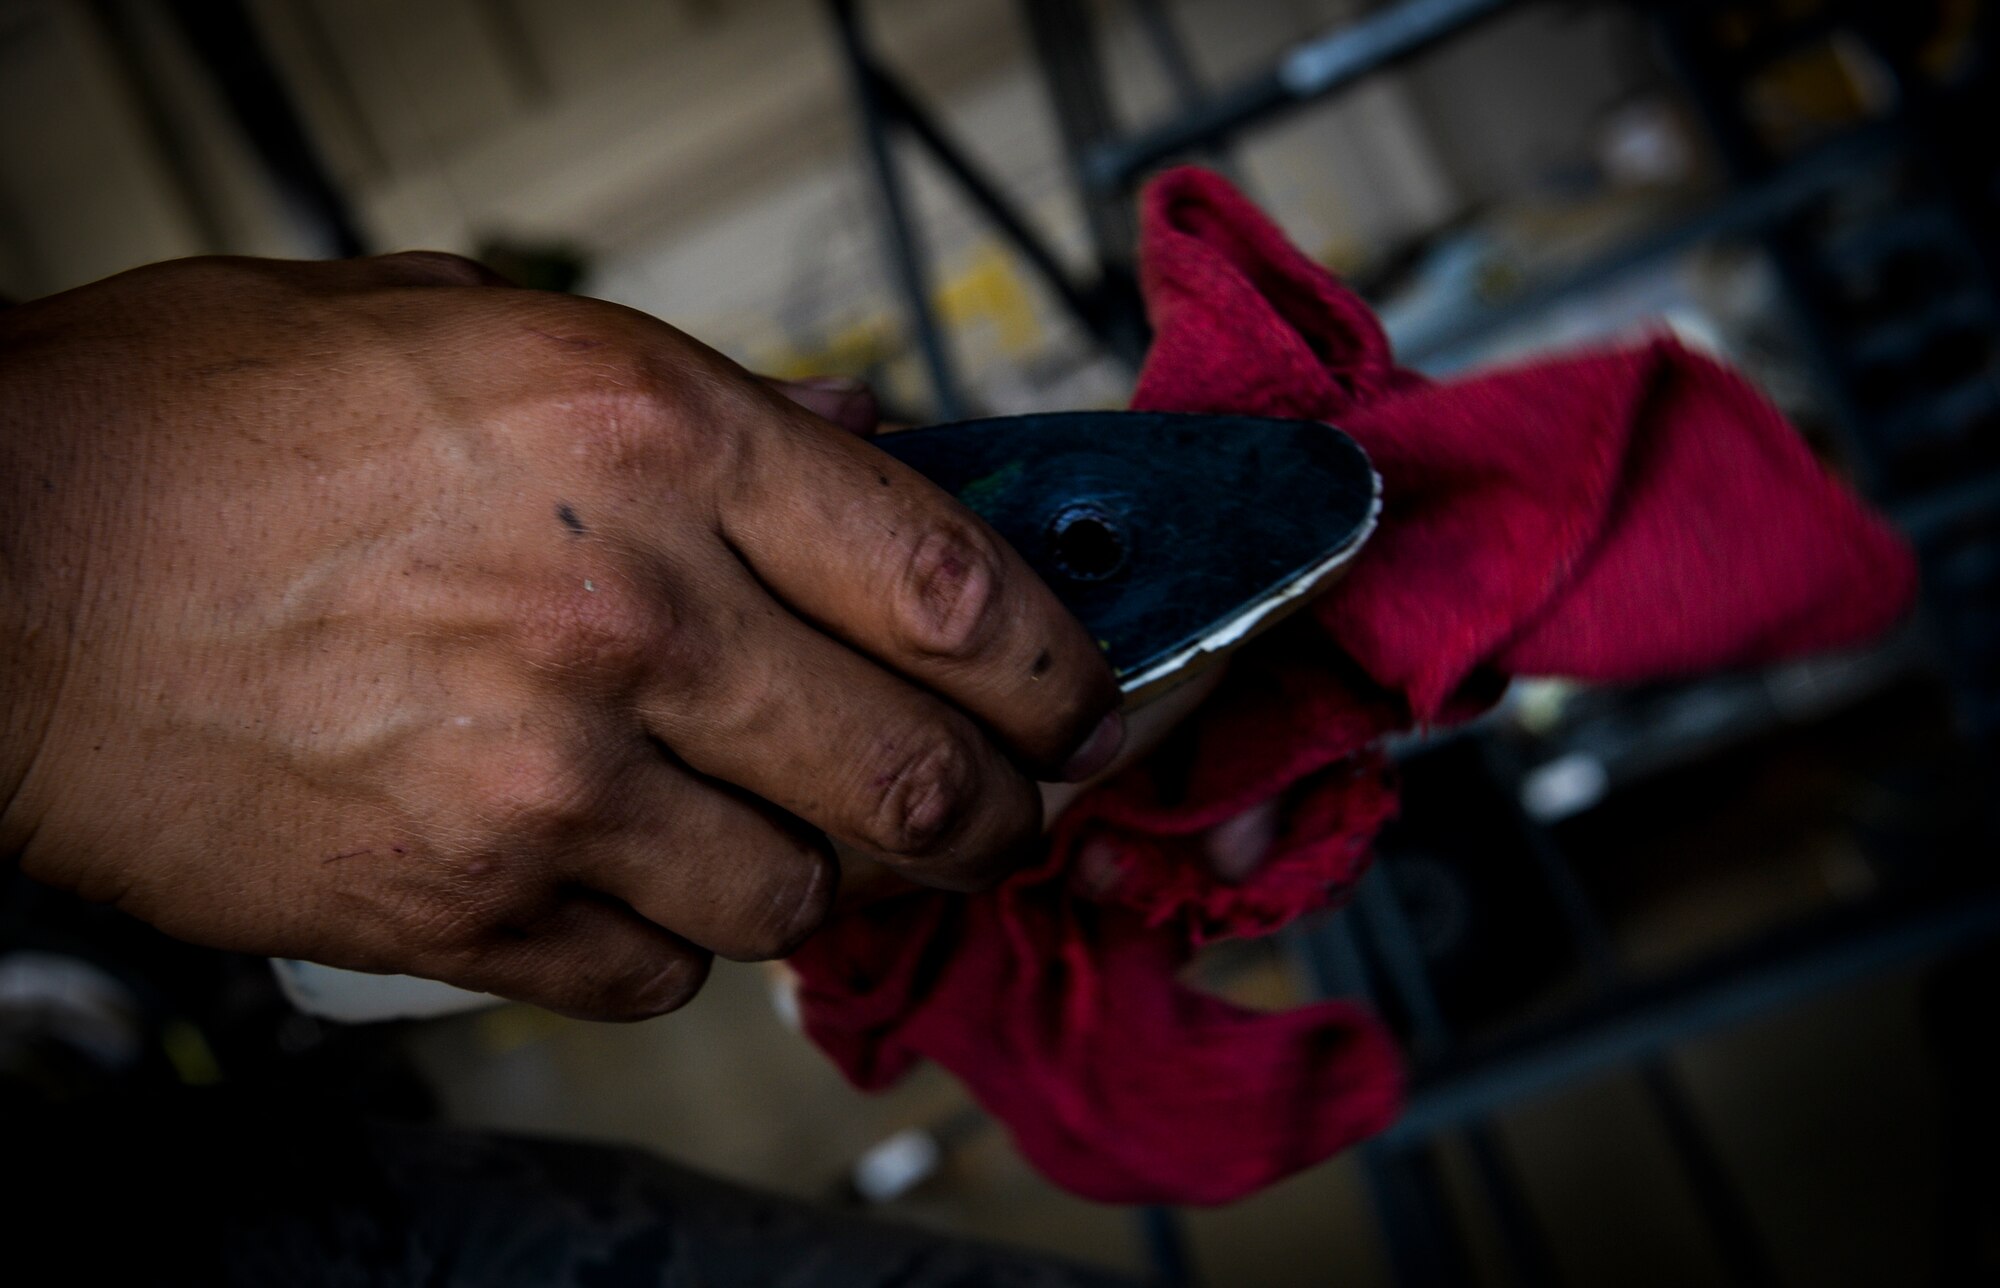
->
[[1380, 885, 2000, 1145], [1300, 870, 1550, 1286], [91, 0, 231, 256], [1359, 1143, 1487, 1288], [826, 0, 967, 420], [1350, 867, 1565, 1287], [1082, 0, 1516, 191], [1280, 866, 2000, 1278], [874, 412, 1376, 690], [1016, 0, 1148, 364], [1478, 738, 1783, 1288], [1130, 0, 1212, 122], [1647, 3, 2000, 749], [162, 0, 367, 257], [1637, 1063, 1781, 1288], [863, 69, 1136, 358], [1045, 504, 1131, 582], [1297, 908, 1485, 1287], [1135, 1205, 1194, 1288], [827, 0, 1201, 414], [1399, 125, 1900, 368]]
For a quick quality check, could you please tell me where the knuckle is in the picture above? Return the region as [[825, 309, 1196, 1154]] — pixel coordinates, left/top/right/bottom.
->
[[893, 522, 1005, 660], [130, 257, 295, 311], [464, 739, 599, 835], [863, 730, 979, 856], [520, 580, 670, 681], [398, 880, 522, 960], [716, 845, 835, 961], [152, 254, 267, 289], [422, 922, 709, 1022], [600, 950, 711, 1020], [561, 379, 671, 476], [367, 250, 500, 287], [559, 347, 738, 484]]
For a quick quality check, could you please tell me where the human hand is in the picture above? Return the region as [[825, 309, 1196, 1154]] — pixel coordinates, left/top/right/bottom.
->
[[0, 252, 1121, 1019], [833, 660, 1281, 908]]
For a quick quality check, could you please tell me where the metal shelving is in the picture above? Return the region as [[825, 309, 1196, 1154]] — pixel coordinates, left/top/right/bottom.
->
[[826, 3, 1999, 1284]]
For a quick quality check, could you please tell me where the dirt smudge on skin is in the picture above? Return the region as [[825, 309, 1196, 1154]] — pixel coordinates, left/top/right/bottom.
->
[[323, 844, 406, 865]]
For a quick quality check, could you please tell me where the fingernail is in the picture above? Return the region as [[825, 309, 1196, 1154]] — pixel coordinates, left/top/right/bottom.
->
[[1059, 709, 1125, 783]]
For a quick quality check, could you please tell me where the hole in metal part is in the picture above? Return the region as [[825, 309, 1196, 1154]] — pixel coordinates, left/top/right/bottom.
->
[[1046, 505, 1129, 581]]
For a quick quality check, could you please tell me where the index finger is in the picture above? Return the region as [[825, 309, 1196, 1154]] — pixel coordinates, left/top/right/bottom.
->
[[720, 383, 1124, 782]]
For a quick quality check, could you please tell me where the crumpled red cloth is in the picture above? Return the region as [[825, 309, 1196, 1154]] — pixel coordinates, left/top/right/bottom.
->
[[789, 168, 1918, 1205]]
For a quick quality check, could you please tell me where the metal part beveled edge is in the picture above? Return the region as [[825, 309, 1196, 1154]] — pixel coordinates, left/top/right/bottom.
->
[[1116, 454, 1383, 700]]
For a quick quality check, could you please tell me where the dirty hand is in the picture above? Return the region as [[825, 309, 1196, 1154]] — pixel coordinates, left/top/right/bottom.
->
[[0, 253, 1122, 1019]]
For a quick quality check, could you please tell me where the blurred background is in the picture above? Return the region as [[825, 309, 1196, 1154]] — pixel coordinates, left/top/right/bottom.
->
[[2, 1, 1997, 1284]]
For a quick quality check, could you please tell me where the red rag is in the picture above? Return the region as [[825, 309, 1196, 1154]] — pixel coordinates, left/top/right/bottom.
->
[[789, 168, 1918, 1206]]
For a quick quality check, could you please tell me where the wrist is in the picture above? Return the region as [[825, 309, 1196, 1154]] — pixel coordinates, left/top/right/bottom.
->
[[1, 308, 92, 858]]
